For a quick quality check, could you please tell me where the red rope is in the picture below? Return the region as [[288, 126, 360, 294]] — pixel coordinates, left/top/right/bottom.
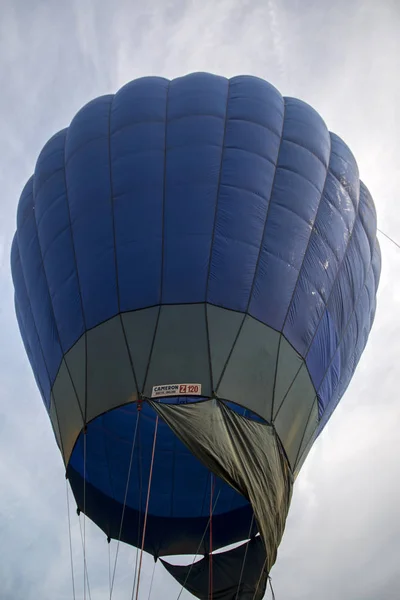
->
[[209, 473, 214, 600], [135, 415, 159, 600]]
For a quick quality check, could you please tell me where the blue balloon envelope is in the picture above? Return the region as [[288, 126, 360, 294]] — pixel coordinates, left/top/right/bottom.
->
[[11, 73, 381, 599]]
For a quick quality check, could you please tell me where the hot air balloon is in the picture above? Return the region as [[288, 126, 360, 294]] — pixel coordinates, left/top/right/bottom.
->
[[10, 73, 381, 599]]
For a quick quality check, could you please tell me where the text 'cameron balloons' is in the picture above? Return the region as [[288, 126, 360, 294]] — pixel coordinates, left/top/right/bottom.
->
[[11, 73, 380, 599]]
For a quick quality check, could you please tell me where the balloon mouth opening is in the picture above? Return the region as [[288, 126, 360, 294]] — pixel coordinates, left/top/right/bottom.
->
[[66, 399, 256, 556]]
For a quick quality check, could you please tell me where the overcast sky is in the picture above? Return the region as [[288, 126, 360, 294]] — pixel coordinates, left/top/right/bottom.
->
[[0, 0, 399, 598]]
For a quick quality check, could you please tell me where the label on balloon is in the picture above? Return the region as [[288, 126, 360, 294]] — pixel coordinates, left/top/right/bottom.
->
[[151, 383, 202, 398]]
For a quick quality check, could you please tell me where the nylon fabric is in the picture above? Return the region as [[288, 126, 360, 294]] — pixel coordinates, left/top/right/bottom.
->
[[149, 399, 293, 574], [161, 536, 268, 600], [12, 73, 380, 429]]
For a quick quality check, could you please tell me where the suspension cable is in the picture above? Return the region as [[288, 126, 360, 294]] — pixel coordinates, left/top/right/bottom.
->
[[131, 533, 140, 600], [66, 480, 76, 600], [377, 227, 400, 251], [235, 514, 256, 600], [108, 538, 112, 597], [78, 512, 92, 600], [252, 555, 268, 600], [176, 487, 222, 600], [209, 474, 214, 600], [110, 409, 141, 599], [269, 576, 276, 600], [135, 414, 159, 600], [83, 429, 87, 600], [147, 560, 157, 600], [131, 418, 143, 600]]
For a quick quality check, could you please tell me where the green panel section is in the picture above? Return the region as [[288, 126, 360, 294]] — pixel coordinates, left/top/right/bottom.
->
[[294, 400, 319, 477], [86, 315, 138, 422], [49, 398, 62, 452], [273, 337, 303, 418], [273, 363, 316, 468], [122, 307, 159, 393], [64, 333, 86, 415], [52, 359, 84, 464], [144, 304, 211, 398], [206, 304, 244, 390], [53, 307, 320, 470], [217, 315, 280, 421]]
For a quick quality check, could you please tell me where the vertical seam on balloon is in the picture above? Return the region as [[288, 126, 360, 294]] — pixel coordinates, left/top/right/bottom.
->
[[107, 94, 140, 400], [142, 80, 171, 396], [358, 181, 376, 263], [275, 209, 364, 421], [32, 142, 85, 429], [281, 139, 369, 374], [13, 281, 47, 404], [279, 116, 332, 341], [368, 243, 379, 333], [292, 398, 317, 469], [62, 127, 89, 425], [204, 78, 231, 395], [270, 334, 282, 422], [316, 263, 374, 432], [51, 394, 66, 461], [215, 92, 286, 394], [299, 251, 375, 438], [273, 138, 363, 420], [14, 234, 67, 461], [16, 182, 54, 411]]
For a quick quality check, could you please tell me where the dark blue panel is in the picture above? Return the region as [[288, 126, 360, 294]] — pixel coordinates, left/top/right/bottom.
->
[[371, 240, 382, 296], [208, 76, 283, 310], [16, 179, 62, 390], [317, 240, 379, 424], [311, 209, 371, 411], [14, 298, 44, 399], [306, 309, 340, 408], [163, 73, 228, 304], [34, 130, 85, 352], [111, 78, 169, 311], [358, 182, 377, 259], [11, 237, 50, 406], [65, 95, 118, 329], [329, 133, 360, 213], [249, 97, 330, 330], [282, 132, 358, 358]]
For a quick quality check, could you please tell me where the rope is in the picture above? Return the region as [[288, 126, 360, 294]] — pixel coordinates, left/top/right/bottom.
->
[[235, 514, 256, 600], [252, 555, 268, 600], [131, 536, 140, 600], [83, 430, 88, 600], [176, 487, 222, 600], [66, 481, 76, 600], [78, 513, 92, 600], [108, 539, 112, 596], [269, 576, 276, 600], [147, 560, 157, 600], [110, 409, 141, 598], [378, 227, 400, 251], [135, 415, 159, 600], [209, 474, 214, 600], [130, 420, 143, 600]]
